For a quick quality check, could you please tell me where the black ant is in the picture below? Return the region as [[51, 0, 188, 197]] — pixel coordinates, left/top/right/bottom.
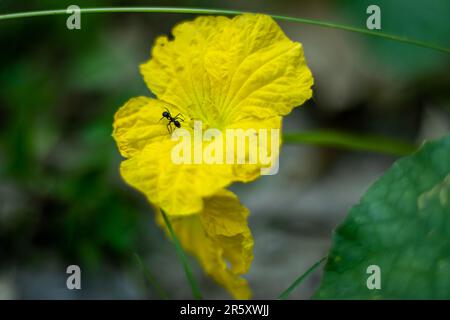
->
[[160, 108, 184, 133]]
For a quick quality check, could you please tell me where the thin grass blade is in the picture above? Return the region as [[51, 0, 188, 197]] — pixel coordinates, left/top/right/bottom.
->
[[161, 209, 203, 300], [133, 252, 169, 300], [278, 256, 327, 300]]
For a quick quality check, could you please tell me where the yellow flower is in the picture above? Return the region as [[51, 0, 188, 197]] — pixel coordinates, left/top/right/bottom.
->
[[113, 13, 313, 299]]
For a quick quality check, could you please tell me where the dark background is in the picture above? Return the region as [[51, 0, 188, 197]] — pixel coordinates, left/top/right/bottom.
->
[[0, 0, 449, 299]]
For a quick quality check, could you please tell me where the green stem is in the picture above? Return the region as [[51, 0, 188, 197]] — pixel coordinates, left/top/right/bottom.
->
[[0, 7, 448, 53], [283, 130, 417, 156], [161, 209, 203, 300], [278, 256, 327, 300], [133, 252, 169, 300]]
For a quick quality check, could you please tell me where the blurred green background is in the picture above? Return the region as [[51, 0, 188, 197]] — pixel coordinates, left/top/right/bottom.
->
[[0, 0, 449, 299]]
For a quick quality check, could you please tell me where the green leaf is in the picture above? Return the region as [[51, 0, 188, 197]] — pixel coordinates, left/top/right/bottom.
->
[[314, 134, 450, 299]]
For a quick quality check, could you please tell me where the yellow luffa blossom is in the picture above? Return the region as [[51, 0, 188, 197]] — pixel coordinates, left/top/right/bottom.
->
[[113, 14, 313, 299]]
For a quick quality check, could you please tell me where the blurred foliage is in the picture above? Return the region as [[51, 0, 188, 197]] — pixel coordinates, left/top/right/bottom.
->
[[341, 0, 450, 76], [0, 0, 150, 268]]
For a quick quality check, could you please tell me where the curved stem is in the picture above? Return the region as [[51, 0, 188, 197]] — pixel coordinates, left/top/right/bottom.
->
[[278, 256, 327, 299], [133, 253, 169, 299], [283, 130, 417, 156], [0, 7, 448, 53], [161, 209, 203, 300]]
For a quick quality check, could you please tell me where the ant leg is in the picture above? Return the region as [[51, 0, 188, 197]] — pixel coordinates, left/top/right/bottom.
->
[[174, 113, 185, 122], [167, 123, 173, 134]]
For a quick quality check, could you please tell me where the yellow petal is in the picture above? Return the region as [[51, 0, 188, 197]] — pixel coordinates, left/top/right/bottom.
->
[[226, 112, 282, 182], [114, 102, 280, 213], [140, 16, 231, 122], [156, 189, 253, 299], [141, 13, 313, 129], [205, 14, 313, 120], [120, 140, 234, 215], [112, 96, 183, 158], [200, 190, 253, 275]]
